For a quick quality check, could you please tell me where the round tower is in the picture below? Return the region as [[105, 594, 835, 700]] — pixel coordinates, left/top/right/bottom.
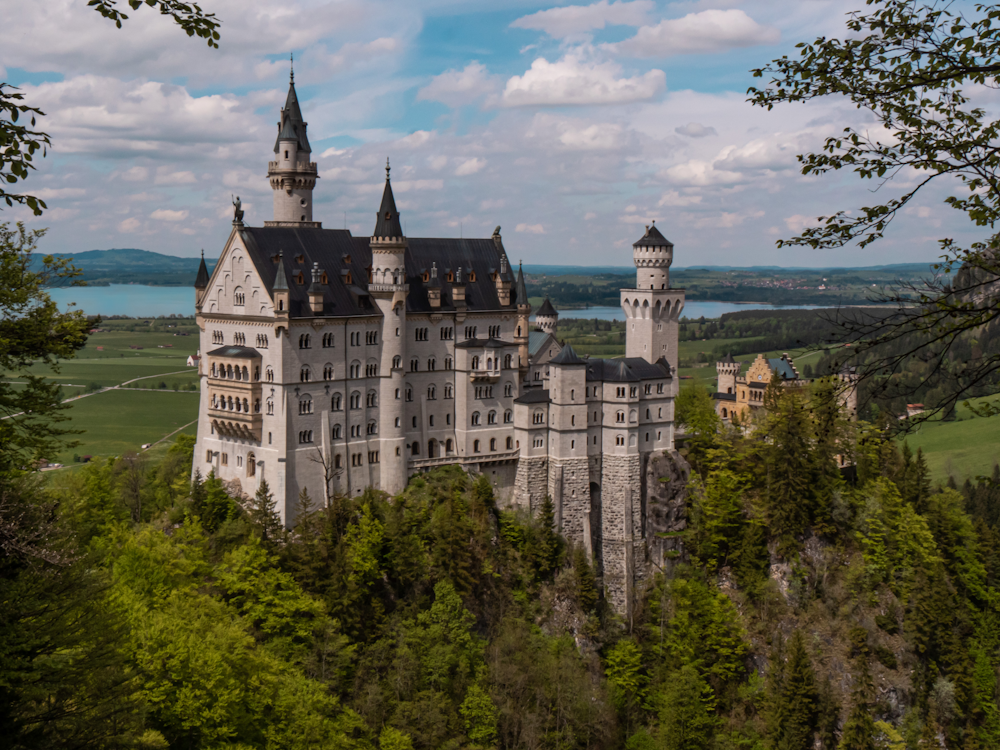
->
[[535, 298, 558, 334], [369, 160, 408, 494], [633, 220, 673, 290], [514, 261, 531, 375], [267, 62, 320, 227]]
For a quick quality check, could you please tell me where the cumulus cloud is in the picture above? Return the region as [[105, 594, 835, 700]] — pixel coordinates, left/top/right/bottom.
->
[[118, 217, 141, 233], [30, 187, 87, 200], [661, 159, 744, 187], [417, 62, 500, 107], [121, 166, 149, 182], [659, 190, 702, 207], [675, 122, 717, 138], [254, 37, 399, 81], [516, 223, 545, 234], [454, 158, 487, 176], [510, 0, 653, 38], [502, 52, 665, 106], [155, 169, 198, 186], [611, 9, 780, 57], [584, 211, 597, 220], [150, 209, 189, 221]]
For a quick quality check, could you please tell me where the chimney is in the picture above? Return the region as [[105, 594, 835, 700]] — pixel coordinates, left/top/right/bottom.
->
[[428, 261, 442, 308], [308, 262, 324, 314], [452, 266, 467, 309]]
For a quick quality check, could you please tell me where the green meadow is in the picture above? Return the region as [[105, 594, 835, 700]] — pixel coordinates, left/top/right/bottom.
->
[[898, 395, 1000, 485]]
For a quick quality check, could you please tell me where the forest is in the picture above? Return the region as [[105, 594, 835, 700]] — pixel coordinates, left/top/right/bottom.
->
[[5, 376, 1000, 750]]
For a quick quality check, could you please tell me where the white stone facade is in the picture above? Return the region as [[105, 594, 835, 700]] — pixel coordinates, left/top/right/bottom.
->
[[192, 78, 685, 612]]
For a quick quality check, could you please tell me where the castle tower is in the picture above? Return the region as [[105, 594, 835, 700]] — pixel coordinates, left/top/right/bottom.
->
[[622, 222, 684, 372], [535, 298, 558, 334], [266, 62, 320, 227], [514, 262, 531, 375], [369, 160, 408, 494], [194, 249, 210, 310], [716, 353, 741, 396]]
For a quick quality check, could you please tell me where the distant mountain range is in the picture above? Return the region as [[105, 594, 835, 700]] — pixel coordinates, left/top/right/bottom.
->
[[36, 248, 940, 287]]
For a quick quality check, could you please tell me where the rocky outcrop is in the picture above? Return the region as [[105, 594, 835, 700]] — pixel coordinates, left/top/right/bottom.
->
[[644, 449, 690, 576]]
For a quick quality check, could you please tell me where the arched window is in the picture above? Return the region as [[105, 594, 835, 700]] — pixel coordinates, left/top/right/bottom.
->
[[350, 392, 361, 409], [265, 367, 273, 382], [323, 364, 334, 380], [242, 366, 249, 380], [471, 356, 480, 370], [487, 358, 493, 370], [334, 454, 342, 468], [366, 391, 377, 407], [444, 384, 453, 399], [300, 366, 311, 382], [410, 359, 419, 372], [504, 354, 513, 369], [471, 411, 481, 425], [266, 399, 273, 415], [226, 364, 233, 378], [490, 438, 497, 451], [504, 409, 512, 423], [332, 424, 342, 439], [350, 361, 361, 379], [616, 411, 624, 423], [299, 333, 311, 349], [322, 332, 334, 347], [253, 398, 260, 413], [487, 410, 497, 425], [227, 395, 233, 410], [412, 442, 420, 456], [331, 393, 342, 410], [428, 386, 436, 400], [367, 421, 377, 435], [428, 358, 436, 371], [299, 396, 313, 415], [366, 363, 378, 377], [392, 355, 401, 369], [211, 362, 218, 377], [235, 366, 242, 381], [722, 408, 728, 419], [473, 439, 481, 453], [646, 408, 651, 419], [246, 452, 256, 476], [506, 436, 513, 450], [234, 287, 245, 306]]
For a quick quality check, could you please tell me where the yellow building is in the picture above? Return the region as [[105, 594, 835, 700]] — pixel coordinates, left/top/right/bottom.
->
[[714, 353, 804, 422]]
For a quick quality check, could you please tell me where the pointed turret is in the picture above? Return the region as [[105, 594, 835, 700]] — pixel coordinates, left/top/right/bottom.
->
[[267, 56, 320, 226], [515, 261, 529, 309], [373, 159, 403, 239], [194, 248, 210, 308], [536, 297, 558, 334], [272, 250, 290, 319], [515, 260, 531, 377]]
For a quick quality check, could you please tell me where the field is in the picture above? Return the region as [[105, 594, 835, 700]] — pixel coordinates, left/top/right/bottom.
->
[[5, 328, 201, 465], [898, 396, 1000, 485], [55, 389, 200, 464]]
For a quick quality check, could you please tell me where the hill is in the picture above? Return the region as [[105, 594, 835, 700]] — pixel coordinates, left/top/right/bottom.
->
[[38, 248, 217, 286]]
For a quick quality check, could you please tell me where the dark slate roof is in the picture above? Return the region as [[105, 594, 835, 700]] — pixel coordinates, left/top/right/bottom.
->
[[720, 352, 736, 364], [455, 337, 516, 349], [515, 262, 529, 308], [633, 222, 673, 248], [514, 389, 551, 404], [194, 249, 210, 288], [714, 392, 737, 401], [584, 357, 671, 383], [549, 343, 585, 365], [238, 226, 512, 318], [273, 77, 311, 153], [536, 298, 557, 317], [768, 357, 797, 380], [528, 330, 558, 358], [207, 345, 261, 359], [373, 163, 403, 239]]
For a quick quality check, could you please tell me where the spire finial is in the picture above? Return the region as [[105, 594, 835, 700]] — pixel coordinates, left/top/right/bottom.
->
[[386, 157, 390, 180], [290, 52, 294, 83], [200, 248, 204, 258]]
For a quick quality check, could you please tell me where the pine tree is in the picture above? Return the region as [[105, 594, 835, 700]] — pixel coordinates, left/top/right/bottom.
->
[[250, 478, 282, 542], [763, 393, 819, 552], [771, 630, 819, 750], [573, 545, 598, 614], [531, 496, 562, 581], [817, 677, 841, 750], [839, 656, 877, 750], [657, 664, 716, 750], [432, 489, 476, 596]]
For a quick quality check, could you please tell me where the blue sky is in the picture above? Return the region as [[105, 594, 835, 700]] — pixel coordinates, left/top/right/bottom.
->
[[1, 0, 989, 267]]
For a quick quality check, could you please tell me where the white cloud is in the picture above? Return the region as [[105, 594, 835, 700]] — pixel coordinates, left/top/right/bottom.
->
[[417, 62, 499, 107], [150, 208, 189, 221], [31, 187, 86, 200], [612, 9, 780, 57], [516, 223, 546, 234], [320, 147, 349, 158], [675, 122, 717, 138], [396, 131, 433, 148], [584, 211, 597, 220], [118, 217, 141, 233], [714, 138, 799, 172], [558, 122, 624, 150], [155, 169, 198, 186], [454, 158, 487, 176], [121, 166, 149, 182], [784, 214, 817, 234], [661, 159, 744, 187], [427, 155, 449, 171], [511, 0, 653, 38], [254, 37, 399, 81], [659, 190, 702, 207], [480, 199, 505, 210], [503, 52, 665, 106]]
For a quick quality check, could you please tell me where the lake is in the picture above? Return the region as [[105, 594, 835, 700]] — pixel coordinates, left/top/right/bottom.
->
[[47, 285, 832, 321]]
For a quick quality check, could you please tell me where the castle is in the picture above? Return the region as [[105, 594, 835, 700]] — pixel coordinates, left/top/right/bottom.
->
[[191, 72, 686, 612]]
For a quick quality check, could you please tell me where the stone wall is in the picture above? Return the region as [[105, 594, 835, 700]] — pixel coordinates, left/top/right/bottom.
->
[[642, 449, 690, 582], [600, 453, 642, 615], [549, 457, 591, 549], [513, 455, 547, 512]]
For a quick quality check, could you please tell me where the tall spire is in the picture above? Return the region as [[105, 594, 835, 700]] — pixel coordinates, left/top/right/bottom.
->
[[194, 248, 210, 289], [372, 158, 403, 238], [273, 250, 288, 291], [274, 60, 310, 154], [290, 51, 294, 83], [515, 260, 529, 308]]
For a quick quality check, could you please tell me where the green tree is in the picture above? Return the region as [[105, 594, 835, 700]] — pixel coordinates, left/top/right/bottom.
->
[[657, 664, 716, 750], [249, 477, 282, 542], [675, 386, 724, 479], [573, 545, 599, 614], [770, 631, 819, 750], [839, 655, 877, 750], [748, 0, 1000, 416], [529, 496, 562, 582], [460, 681, 498, 748]]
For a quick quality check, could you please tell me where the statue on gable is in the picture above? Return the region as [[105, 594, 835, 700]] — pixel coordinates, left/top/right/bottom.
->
[[232, 195, 244, 224]]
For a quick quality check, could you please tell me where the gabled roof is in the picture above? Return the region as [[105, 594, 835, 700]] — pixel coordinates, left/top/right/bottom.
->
[[514, 389, 551, 404], [373, 161, 403, 239], [455, 337, 516, 349], [633, 222, 673, 248], [207, 345, 261, 359], [584, 357, 671, 382], [549, 343, 585, 366], [768, 357, 797, 380], [720, 352, 737, 364], [528, 330, 558, 358], [536, 298, 557, 317], [194, 249, 210, 288], [515, 262, 529, 308], [238, 226, 512, 318], [273, 75, 311, 153]]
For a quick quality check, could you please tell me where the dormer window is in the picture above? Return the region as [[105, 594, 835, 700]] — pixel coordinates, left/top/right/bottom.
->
[[384, 211, 392, 220], [345, 272, 352, 284], [294, 271, 305, 284], [468, 271, 476, 282], [422, 272, 430, 283], [320, 272, 328, 284], [447, 272, 454, 283], [295, 254, 304, 264]]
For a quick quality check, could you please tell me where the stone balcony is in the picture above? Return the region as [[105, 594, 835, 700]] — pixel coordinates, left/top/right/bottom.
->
[[367, 282, 409, 294], [209, 409, 262, 442], [267, 161, 318, 172], [469, 368, 501, 383]]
